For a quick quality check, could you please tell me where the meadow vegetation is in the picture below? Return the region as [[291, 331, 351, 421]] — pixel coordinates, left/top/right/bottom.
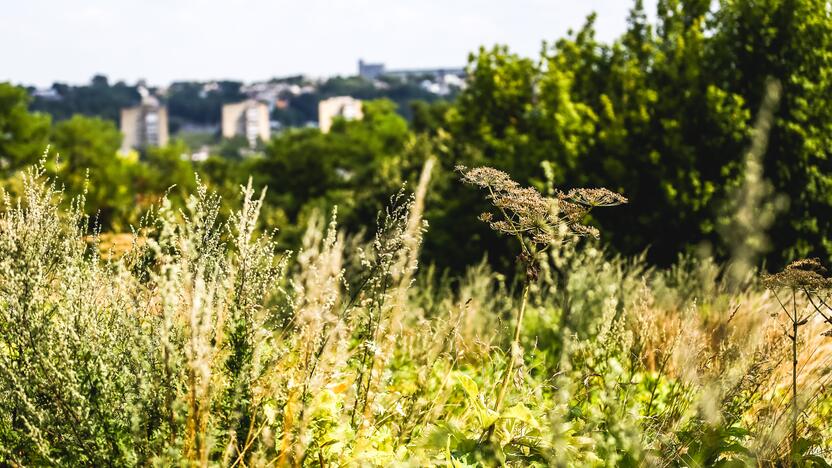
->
[[1, 159, 831, 466]]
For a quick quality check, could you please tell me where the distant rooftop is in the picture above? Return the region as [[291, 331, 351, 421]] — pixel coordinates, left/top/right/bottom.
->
[[358, 59, 465, 81]]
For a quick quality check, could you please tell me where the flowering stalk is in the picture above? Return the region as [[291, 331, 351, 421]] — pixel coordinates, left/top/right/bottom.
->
[[457, 165, 626, 438], [493, 279, 529, 415], [762, 258, 832, 451]]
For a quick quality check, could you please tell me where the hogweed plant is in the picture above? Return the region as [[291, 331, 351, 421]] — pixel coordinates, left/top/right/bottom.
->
[[456, 166, 626, 433], [761, 258, 832, 454]]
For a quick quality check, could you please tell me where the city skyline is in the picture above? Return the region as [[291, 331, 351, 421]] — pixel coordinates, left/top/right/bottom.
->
[[1, 0, 656, 87]]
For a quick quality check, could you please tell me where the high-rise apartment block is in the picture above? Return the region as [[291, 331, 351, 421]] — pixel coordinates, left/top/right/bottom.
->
[[221, 99, 270, 148], [120, 93, 168, 153], [358, 59, 385, 80], [318, 96, 363, 133]]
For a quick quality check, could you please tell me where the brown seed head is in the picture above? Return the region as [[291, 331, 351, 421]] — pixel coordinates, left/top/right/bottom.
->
[[457, 166, 626, 247], [567, 188, 629, 207], [456, 165, 519, 192], [762, 258, 832, 291]]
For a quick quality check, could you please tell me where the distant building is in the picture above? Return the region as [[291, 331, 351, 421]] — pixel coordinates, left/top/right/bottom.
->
[[384, 67, 466, 82], [358, 59, 385, 80], [318, 96, 363, 133], [358, 59, 464, 83], [419, 73, 466, 96], [120, 90, 168, 153], [222, 99, 271, 148], [188, 145, 210, 162], [31, 87, 61, 101]]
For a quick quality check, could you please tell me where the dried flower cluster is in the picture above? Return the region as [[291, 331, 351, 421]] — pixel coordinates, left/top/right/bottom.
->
[[457, 165, 627, 247], [458, 165, 628, 435], [566, 187, 629, 207], [761, 258, 832, 292], [760, 257, 832, 449]]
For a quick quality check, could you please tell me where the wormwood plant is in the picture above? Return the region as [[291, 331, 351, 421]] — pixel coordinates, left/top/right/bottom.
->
[[456, 166, 626, 436]]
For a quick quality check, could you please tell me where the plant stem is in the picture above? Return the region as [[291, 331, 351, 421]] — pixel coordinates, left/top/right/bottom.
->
[[790, 289, 799, 458], [494, 281, 530, 414], [792, 313, 798, 453]]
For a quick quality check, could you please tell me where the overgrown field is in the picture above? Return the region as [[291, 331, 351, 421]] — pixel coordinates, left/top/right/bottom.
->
[[1, 163, 831, 467]]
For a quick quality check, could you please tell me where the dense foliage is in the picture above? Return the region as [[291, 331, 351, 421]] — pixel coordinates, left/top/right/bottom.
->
[[28, 74, 141, 123], [9, 0, 830, 273], [166, 81, 247, 128], [443, 0, 832, 267], [0, 83, 51, 172]]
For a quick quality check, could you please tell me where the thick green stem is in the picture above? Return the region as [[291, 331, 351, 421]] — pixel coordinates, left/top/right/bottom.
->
[[494, 282, 529, 414]]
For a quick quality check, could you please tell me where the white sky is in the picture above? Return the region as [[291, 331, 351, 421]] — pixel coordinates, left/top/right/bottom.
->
[[1, 0, 656, 87]]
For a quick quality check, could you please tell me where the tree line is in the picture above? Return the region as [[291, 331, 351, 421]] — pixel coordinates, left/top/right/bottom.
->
[[2, 0, 831, 273]]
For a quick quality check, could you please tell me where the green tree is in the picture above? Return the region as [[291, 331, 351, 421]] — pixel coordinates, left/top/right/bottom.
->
[[51, 115, 135, 230], [711, 0, 832, 263], [139, 141, 197, 200], [31, 76, 140, 123], [255, 99, 415, 244], [0, 83, 51, 173], [575, 0, 751, 260], [440, 0, 832, 268], [167, 80, 245, 125]]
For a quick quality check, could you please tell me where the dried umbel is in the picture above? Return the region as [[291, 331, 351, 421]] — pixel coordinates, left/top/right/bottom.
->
[[457, 165, 627, 248], [761, 258, 832, 292], [566, 187, 629, 208], [760, 257, 832, 449], [457, 166, 520, 192], [457, 165, 627, 432]]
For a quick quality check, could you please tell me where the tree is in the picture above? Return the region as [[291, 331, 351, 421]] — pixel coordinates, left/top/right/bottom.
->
[[0, 83, 51, 173], [711, 0, 832, 263], [30, 76, 140, 123], [166, 81, 245, 125], [575, 0, 751, 261], [139, 141, 197, 200], [51, 115, 135, 230], [440, 0, 832, 268], [255, 99, 416, 244]]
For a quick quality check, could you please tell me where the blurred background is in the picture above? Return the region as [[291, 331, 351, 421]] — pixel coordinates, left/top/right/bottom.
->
[[1, 0, 830, 275]]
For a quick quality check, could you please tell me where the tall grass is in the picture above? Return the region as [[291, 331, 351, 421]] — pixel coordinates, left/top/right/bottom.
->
[[0, 160, 830, 466]]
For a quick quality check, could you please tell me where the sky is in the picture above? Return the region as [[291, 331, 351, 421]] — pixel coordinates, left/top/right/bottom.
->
[[0, 0, 656, 87]]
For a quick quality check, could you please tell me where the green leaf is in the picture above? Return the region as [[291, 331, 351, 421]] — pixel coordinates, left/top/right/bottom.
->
[[455, 373, 479, 400], [501, 403, 541, 429]]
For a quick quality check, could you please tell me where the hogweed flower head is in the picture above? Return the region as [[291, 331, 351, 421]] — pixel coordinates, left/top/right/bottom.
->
[[457, 165, 626, 250], [761, 258, 832, 292], [458, 165, 627, 422], [566, 187, 629, 208], [458, 166, 520, 192]]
